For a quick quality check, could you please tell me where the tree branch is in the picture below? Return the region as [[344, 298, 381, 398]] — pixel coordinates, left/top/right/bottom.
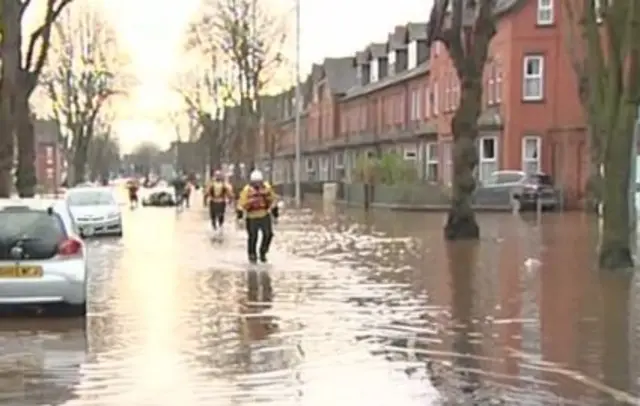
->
[[24, 0, 74, 93]]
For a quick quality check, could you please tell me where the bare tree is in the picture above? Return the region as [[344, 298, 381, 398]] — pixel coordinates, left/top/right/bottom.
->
[[0, 2, 23, 197], [564, 0, 640, 269], [562, 1, 602, 211], [87, 114, 119, 182], [174, 63, 235, 174], [185, 0, 286, 174], [0, 0, 76, 197], [426, 0, 497, 240], [258, 94, 287, 182], [40, 4, 129, 186], [130, 141, 163, 176]]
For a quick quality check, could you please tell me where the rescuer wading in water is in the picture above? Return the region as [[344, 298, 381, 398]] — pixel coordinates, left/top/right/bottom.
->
[[236, 170, 279, 263]]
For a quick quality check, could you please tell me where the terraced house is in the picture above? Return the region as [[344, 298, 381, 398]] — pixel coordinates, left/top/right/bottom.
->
[[262, 0, 588, 207]]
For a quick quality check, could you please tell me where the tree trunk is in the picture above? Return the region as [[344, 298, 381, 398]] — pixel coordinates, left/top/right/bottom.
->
[[598, 271, 631, 396], [599, 109, 635, 268], [0, 107, 14, 198], [0, 1, 22, 198], [73, 143, 89, 186], [15, 96, 37, 198], [444, 78, 481, 240], [447, 241, 480, 396]]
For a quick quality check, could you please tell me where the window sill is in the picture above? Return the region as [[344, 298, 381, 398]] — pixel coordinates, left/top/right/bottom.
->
[[522, 97, 544, 103], [535, 21, 555, 28]]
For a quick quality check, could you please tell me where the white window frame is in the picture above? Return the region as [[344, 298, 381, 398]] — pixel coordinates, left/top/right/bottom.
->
[[433, 81, 439, 115], [443, 141, 452, 186], [334, 151, 344, 168], [370, 58, 379, 82], [425, 142, 439, 182], [444, 74, 451, 112], [410, 89, 421, 121], [305, 157, 315, 172], [523, 55, 544, 101], [522, 135, 541, 173], [478, 136, 498, 181], [495, 63, 502, 103], [408, 41, 417, 69], [536, 0, 553, 25], [403, 146, 417, 161], [388, 51, 396, 74], [424, 86, 430, 118], [487, 64, 495, 105], [320, 156, 330, 181]]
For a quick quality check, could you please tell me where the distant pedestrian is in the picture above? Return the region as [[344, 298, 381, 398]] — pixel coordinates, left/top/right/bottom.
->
[[205, 170, 234, 235]]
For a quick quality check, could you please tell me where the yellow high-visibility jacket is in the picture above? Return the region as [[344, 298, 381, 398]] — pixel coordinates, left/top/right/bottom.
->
[[205, 180, 234, 203], [236, 181, 277, 219]]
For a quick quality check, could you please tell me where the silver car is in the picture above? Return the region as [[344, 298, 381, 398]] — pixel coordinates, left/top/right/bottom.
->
[[0, 198, 87, 315], [475, 170, 560, 210], [65, 187, 123, 237]]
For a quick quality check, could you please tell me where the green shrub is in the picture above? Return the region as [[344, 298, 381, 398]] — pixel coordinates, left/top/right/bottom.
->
[[354, 152, 418, 185]]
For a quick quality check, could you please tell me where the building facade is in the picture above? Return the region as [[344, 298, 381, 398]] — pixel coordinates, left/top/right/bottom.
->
[[34, 119, 65, 193], [262, 0, 587, 206]]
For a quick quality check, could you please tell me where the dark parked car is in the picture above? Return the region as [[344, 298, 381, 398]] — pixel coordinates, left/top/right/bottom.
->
[[141, 187, 176, 207], [475, 170, 560, 211]]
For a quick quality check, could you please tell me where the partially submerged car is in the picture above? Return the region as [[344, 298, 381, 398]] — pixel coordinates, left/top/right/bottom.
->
[[475, 170, 560, 211], [141, 186, 176, 207]]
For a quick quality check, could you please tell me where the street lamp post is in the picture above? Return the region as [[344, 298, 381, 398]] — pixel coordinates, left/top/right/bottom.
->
[[293, 0, 302, 207]]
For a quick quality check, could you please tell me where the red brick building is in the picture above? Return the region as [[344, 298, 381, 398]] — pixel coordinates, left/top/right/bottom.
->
[[34, 119, 65, 193], [262, 0, 588, 206]]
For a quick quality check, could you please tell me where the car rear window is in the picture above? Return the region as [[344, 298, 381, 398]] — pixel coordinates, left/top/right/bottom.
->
[[67, 191, 114, 206], [0, 207, 66, 260]]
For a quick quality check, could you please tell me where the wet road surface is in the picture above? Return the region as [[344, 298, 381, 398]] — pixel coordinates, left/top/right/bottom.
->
[[1, 200, 640, 405]]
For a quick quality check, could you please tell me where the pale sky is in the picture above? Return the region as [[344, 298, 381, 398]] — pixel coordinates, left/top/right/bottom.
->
[[99, 0, 433, 152]]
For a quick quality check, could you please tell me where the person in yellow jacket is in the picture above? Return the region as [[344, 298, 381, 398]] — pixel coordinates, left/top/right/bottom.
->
[[205, 170, 234, 234], [236, 169, 278, 263]]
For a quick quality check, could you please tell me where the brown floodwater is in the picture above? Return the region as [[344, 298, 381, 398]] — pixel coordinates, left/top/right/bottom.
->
[[295, 202, 640, 405], [0, 201, 638, 405]]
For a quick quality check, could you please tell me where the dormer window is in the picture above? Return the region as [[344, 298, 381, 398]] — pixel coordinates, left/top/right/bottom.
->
[[388, 51, 396, 75], [408, 41, 417, 69], [370, 59, 379, 82]]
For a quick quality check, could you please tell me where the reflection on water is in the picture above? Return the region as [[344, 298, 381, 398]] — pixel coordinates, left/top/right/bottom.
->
[[0, 318, 86, 406], [286, 204, 640, 404], [1, 205, 640, 405]]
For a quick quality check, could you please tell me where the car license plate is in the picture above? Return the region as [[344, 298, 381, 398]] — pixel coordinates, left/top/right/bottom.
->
[[0, 266, 43, 278]]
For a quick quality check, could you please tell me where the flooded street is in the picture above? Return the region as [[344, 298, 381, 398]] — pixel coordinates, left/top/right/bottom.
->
[[1, 202, 640, 405]]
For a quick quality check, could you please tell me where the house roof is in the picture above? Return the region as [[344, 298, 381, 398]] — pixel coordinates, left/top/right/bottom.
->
[[322, 57, 358, 94], [263, 0, 525, 107]]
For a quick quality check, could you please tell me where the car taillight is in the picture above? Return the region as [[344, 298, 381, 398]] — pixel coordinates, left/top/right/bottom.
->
[[58, 238, 83, 257]]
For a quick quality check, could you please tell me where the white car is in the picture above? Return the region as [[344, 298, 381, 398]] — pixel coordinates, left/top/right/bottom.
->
[[65, 187, 123, 237], [0, 198, 87, 315]]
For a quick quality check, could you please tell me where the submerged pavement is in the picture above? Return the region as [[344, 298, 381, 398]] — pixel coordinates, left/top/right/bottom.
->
[[1, 200, 639, 405]]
